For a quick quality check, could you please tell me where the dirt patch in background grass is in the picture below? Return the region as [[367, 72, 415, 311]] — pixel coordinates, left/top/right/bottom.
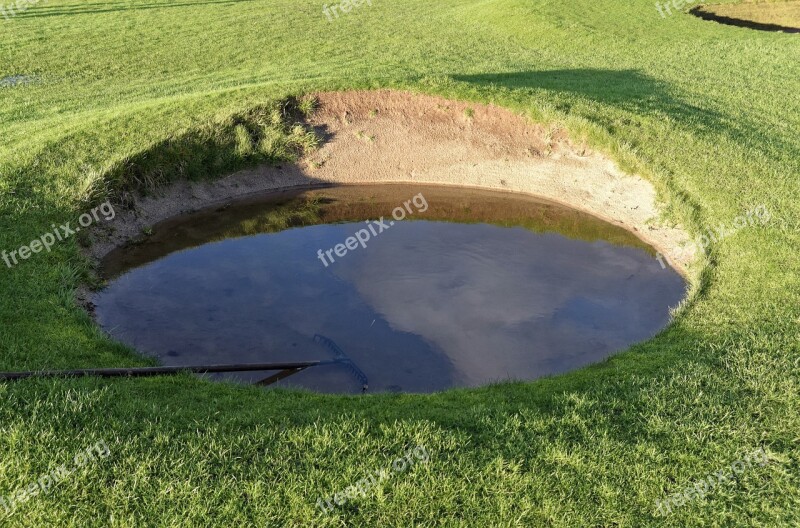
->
[[692, 1, 800, 32]]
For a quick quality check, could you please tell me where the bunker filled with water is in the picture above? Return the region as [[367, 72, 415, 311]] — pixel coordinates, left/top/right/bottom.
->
[[94, 185, 686, 393]]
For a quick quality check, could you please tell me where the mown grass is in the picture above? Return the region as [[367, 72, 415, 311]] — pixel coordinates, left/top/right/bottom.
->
[[0, 0, 798, 526]]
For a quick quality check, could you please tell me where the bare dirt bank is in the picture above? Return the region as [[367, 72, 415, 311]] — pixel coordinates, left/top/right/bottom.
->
[[88, 90, 695, 275]]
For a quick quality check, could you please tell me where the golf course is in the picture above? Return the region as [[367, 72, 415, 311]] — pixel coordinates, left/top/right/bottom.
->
[[1, 0, 798, 525]]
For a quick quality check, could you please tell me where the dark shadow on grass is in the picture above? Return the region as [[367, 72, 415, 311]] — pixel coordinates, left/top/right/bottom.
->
[[453, 69, 724, 133], [452, 68, 798, 160]]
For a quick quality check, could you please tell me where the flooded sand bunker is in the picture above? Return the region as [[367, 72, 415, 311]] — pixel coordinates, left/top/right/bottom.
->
[[95, 185, 686, 393]]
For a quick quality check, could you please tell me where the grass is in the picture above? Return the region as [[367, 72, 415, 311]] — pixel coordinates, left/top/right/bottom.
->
[[0, 0, 798, 526]]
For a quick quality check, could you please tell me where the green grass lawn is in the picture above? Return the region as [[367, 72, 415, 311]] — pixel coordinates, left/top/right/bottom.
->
[[1, 0, 799, 525]]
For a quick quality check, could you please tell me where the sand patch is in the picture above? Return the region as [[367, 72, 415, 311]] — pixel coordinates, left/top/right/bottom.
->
[[691, 1, 800, 33], [87, 90, 695, 275]]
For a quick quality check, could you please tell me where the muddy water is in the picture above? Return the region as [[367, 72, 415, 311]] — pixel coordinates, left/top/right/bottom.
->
[[95, 185, 686, 393]]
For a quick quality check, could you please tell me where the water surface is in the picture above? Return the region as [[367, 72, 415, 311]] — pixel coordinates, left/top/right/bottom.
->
[[95, 185, 685, 393]]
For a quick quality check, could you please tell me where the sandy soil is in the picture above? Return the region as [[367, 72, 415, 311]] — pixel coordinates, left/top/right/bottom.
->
[[692, 1, 800, 32], [87, 90, 695, 276]]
